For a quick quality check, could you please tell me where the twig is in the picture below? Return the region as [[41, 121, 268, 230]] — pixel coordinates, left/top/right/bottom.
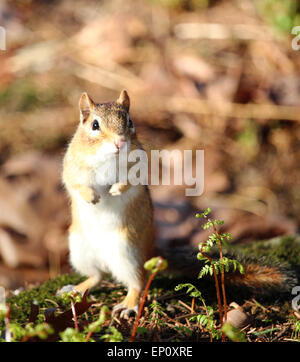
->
[[271, 326, 289, 342], [178, 300, 193, 312], [134, 96, 300, 123], [173, 313, 198, 320]]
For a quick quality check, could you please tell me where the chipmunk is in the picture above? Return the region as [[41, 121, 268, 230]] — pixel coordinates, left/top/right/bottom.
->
[[59, 90, 297, 318], [60, 90, 154, 318]]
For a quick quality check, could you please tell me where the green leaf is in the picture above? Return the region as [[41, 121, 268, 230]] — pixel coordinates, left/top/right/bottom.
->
[[222, 322, 247, 342], [100, 327, 123, 342], [136, 327, 149, 336], [195, 208, 211, 219], [250, 328, 280, 337], [213, 220, 224, 226], [144, 257, 168, 273]]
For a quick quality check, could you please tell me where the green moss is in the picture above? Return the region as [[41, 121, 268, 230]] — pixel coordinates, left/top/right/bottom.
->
[[7, 274, 84, 325], [269, 236, 300, 266], [233, 235, 300, 267]]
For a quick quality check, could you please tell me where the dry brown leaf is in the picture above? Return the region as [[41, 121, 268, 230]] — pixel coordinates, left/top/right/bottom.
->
[[0, 177, 42, 239]]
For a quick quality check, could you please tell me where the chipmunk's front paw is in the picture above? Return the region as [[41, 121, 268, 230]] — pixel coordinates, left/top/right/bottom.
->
[[112, 303, 138, 319], [91, 192, 100, 204], [109, 183, 129, 196], [78, 186, 100, 204], [109, 185, 121, 196]]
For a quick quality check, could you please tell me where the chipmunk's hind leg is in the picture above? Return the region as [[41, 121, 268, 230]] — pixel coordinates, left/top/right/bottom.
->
[[111, 259, 146, 319], [57, 232, 103, 296]]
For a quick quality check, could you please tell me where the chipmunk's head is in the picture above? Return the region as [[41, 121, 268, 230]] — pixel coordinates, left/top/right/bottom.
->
[[78, 90, 135, 159]]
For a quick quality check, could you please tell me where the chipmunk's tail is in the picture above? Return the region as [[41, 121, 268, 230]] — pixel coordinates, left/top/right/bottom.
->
[[157, 245, 298, 296]]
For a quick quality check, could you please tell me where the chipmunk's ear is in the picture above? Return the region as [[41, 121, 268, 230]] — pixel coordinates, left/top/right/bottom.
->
[[116, 89, 130, 111], [79, 92, 95, 123]]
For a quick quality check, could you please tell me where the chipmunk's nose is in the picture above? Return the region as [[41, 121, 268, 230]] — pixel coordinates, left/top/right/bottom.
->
[[114, 137, 126, 150]]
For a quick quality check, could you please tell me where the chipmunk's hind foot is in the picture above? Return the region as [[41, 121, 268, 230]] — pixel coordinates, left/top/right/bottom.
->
[[56, 284, 77, 296], [56, 276, 101, 297], [112, 303, 138, 319], [112, 286, 140, 319]]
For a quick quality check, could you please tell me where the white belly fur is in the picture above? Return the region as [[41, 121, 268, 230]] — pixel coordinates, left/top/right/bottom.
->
[[69, 185, 143, 290]]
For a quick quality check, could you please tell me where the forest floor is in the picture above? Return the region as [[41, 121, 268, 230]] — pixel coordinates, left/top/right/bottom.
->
[[2, 235, 300, 342]]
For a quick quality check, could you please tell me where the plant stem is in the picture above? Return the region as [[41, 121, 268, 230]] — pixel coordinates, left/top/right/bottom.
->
[[71, 299, 79, 331], [130, 258, 164, 342], [210, 219, 228, 322], [85, 330, 93, 342], [130, 271, 157, 342], [191, 297, 195, 314], [201, 297, 213, 342], [202, 214, 228, 341], [199, 246, 224, 331]]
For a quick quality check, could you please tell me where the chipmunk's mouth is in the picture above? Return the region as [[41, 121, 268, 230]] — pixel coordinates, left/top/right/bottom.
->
[[90, 139, 131, 163], [112, 146, 122, 155], [113, 137, 128, 153], [113, 139, 131, 155]]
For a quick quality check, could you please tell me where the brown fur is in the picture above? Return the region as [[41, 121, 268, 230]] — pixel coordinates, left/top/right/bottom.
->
[[227, 264, 285, 289]]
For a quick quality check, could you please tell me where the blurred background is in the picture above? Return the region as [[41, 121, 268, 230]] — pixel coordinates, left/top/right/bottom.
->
[[0, 0, 300, 291]]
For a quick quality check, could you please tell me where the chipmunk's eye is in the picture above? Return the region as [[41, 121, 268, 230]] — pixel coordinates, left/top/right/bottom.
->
[[128, 118, 133, 128], [92, 120, 100, 131]]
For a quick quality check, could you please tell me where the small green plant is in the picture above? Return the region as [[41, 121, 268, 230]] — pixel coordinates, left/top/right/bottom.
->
[[61, 291, 83, 305], [130, 256, 168, 342], [0, 286, 114, 342], [149, 300, 166, 327], [136, 326, 149, 337], [60, 290, 84, 331], [196, 208, 244, 340], [7, 322, 54, 342], [174, 325, 193, 337], [59, 327, 86, 342], [175, 283, 220, 341], [222, 322, 247, 342], [101, 326, 123, 342], [59, 298, 111, 342], [85, 305, 110, 342], [176, 208, 244, 342], [0, 303, 10, 342], [291, 320, 300, 341]]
